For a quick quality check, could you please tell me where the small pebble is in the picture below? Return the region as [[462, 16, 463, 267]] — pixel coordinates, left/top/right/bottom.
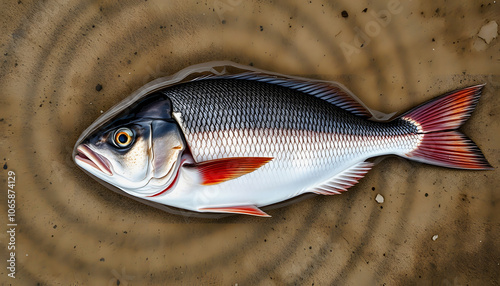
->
[[432, 234, 438, 241], [375, 194, 384, 204], [477, 21, 498, 44]]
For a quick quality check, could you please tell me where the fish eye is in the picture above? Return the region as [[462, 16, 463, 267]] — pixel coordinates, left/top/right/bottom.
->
[[113, 128, 134, 148]]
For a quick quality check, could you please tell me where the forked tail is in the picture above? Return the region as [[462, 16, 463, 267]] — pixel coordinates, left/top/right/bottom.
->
[[399, 84, 492, 170]]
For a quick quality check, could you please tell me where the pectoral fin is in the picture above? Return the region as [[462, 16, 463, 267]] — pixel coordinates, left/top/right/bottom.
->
[[189, 157, 273, 185], [199, 205, 271, 217]]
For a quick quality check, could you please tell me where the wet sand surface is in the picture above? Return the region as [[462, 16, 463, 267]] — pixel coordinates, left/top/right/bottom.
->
[[1, 0, 499, 284]]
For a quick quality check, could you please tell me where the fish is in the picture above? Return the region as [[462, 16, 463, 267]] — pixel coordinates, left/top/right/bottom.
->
[[73, 62, 492, 218]]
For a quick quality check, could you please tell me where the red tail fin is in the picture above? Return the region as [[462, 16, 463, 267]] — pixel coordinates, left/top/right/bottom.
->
[[400, 84, 492, 170]]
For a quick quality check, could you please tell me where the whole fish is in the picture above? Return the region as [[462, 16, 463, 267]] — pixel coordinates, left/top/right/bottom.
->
[[73, 62, 492, 217]]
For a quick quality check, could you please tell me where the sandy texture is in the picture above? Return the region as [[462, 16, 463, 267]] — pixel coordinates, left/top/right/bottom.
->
[[0, 0, 499, 285]]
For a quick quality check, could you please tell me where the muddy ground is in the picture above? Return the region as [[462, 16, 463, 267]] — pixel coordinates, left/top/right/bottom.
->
[[0, 0, 499, 284]]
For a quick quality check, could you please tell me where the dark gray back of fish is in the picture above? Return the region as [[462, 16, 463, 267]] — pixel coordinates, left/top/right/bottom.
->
[[161, 78, 413, 137]]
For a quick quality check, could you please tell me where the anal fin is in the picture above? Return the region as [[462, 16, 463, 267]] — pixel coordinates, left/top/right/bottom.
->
[[199, 205, 271, 217], [310, 161, 374, 195]]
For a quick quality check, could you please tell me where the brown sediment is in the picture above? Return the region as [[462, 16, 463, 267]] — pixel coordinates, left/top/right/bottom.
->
[[0, 0, 498, 285]]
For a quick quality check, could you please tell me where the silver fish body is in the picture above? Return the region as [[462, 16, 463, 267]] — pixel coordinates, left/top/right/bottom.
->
[[162, 78, 417, 206], [73, 62, 492, 217]]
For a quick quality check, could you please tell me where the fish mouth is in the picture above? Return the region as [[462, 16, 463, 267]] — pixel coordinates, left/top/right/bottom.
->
[[75, 145, 113, 176]]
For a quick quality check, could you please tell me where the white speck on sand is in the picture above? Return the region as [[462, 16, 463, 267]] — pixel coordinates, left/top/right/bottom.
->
[[432, 234, 438, 241], [375, 194, 384, 204]]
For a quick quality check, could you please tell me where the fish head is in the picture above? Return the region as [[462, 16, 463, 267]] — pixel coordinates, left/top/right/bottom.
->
[[74, 93, 186, 196]]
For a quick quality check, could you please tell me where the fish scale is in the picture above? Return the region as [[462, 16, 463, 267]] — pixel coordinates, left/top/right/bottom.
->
[[163, 78, 416, 168]]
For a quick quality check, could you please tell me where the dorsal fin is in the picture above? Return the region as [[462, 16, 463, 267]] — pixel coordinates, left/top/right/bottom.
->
[[194, 72, 372, 118], [309, 161, 374, 195]]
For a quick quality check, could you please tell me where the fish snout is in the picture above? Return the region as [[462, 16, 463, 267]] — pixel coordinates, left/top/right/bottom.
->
[[75, 145, 113, 176]]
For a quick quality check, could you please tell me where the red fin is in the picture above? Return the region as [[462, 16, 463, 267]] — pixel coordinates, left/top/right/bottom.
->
[[192, 157, 273, 185], [407, 131, 493, 170], [199, 205, 271, 217], [310, 161, 374, 195], [400, 84, 485, 133], [399, 84, 492, 170]]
